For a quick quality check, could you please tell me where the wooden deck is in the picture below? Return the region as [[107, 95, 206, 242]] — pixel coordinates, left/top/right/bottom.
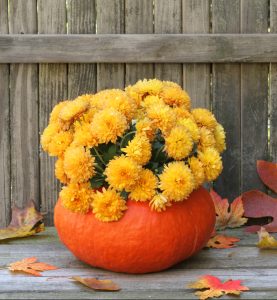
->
[[0, 227, 277, 299]]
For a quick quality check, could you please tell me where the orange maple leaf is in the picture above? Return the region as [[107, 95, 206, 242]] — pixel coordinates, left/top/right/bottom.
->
[[8, 257, 58, 276], [210, 189, 247, 230], [72, 277, 121, 291], [188, 275, 249, 300], [206, 235, 240, 249]]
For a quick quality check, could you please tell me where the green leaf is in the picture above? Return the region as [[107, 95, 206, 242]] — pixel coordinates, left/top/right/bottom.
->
[[102, 143, 117, 163], [120, 190, 129, 200]]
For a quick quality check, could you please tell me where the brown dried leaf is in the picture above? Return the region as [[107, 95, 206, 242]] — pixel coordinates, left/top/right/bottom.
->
[[72, 276, 121, 291], [206, 235, 240, 249], [0, 200, 44, 241]]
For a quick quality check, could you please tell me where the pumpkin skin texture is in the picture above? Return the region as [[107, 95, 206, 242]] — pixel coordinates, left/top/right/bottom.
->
[[54, 187, 215, 274]]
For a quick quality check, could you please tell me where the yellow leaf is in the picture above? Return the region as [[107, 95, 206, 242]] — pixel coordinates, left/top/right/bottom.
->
[[257, 227, 277, 249]]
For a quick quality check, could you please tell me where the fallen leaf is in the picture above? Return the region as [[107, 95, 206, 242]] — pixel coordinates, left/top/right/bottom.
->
[[0, 200, 44, 241], [210, 190, 247, 230], [242, 190, 277, 232], [257, 227, 277, 249], [257, 160, 277, 193], [206, 235, 240, 249], [8, 257, 58, 276], [72, 276, 121, 291], [188, 275, 249, 300]]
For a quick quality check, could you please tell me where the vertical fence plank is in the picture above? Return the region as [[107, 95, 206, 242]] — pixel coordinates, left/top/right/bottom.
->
[[125, 0, 154, 85], [9, 0, 39, 210], [182, 0, 210, 108], [67, 0, 97, 98], [38, 0, 67, 225], [154, 0, 182, 85], [212, 0, 241, 200], [241, 0, 269, 192], [96, 0, 125, 90], [270, 0, 277, 163], [0, 0, 10, 226]]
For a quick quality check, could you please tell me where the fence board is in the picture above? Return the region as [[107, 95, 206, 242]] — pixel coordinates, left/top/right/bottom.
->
[[241, 0, 269, 193], [38, 0, 68, 225], [212, 0, 241, 200], [0, 0, 10, 227], [67, 0, 96, 99], [9, 0, 39, 212], [270, 0, 277, 163], [125, 0, 154, 85], [154, 0, 182, 85], [96, 0, 125, 90], [182, 0, 210, 108]]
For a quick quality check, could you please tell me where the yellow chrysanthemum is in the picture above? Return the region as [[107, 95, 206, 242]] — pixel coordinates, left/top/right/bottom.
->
[[47, 131, 73, 157], [172, 106, 194, 120], [73, 120, 98, 148], [164, 126, 193, 160], [136, 117, 156, 141], [188, 156, 205, 188], [214, 123, 226, 153], [129, 169, 158, 201], [104, 156, 141, 191], [149, 193, 171, 212], [198, 147, 223, 181], [55, 157, 69, 184], [198, 127, 216, 151], [160, 83, 191, 109], [192, 108, 217, 130], [49, 101, 70, 123], [92, 188, 127, 222], [122, 134, 152, 165], [41, 122, 61, 152], [59, 96, 90, 122], [60, 182, 94, 213], [63, 146, 95, 183], [91, 108, 128, 144], [159, 162, 195, 201], [179, 118, 200, 142], [142, 95, 164, 108]]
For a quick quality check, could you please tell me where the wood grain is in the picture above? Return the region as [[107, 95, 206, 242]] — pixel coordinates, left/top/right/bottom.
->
[[212, 0, 241, 200], [125, 0, 154, 85], [38, 0, 68, 225], [154, 0, 182, 85], [182, 0, 211, 108], [0, 0, 10, 227], [96, 0, 125, 90], [9, 0, 39, 211], [241, 0, 269, 193], [67, 0, 97, 99]]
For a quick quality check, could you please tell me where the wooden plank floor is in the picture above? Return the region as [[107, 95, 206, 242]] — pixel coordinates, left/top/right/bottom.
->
[[0, 227, 277, 299]]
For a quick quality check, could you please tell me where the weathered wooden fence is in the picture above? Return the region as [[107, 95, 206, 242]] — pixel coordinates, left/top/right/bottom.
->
[[0, 0, 276, 226]]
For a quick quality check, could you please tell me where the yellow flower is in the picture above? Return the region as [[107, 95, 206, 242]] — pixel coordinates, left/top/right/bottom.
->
[[188, 157, 205, 188], [60, 182, 94, 213], [129, 169, 158, 201], [142, 95, 164, 108], [92, 188, 127, 222], [122, 134, 152, 165], [149, 193, 171, 212], [136, 117, 156, 141], [198, 147, 223, 181], [164, 126, 193, 160], [73, 120, 98, 148], [172, 106, 194, 120], [104, 156, 141, 191], [159, 162, 195, 201], [160, 83, 191, 109], [47, 131, 73, 157], [192, 108, 217, 130], [55, 157, 69, 184], [214, 123, 226, 153], [198, 127, 216, 151], [59, 96, 90, 122], [41, 123, 60, 152], [64, 146, 95, 183], [91, 108, 128, 144], [49, 101, 70, 123], [179, 118, 200, 142]]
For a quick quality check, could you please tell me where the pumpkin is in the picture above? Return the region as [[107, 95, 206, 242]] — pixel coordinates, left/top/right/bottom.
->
[[54, 186, 215, 274]]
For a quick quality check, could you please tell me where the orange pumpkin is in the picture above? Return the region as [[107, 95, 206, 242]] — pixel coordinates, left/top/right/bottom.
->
[[54, 186, 215, 274]]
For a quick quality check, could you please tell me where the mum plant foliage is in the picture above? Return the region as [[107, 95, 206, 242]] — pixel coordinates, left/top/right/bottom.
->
[[41, 79, 226, 222]]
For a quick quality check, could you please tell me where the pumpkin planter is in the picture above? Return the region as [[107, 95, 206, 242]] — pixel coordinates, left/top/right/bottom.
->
[[54, 187, 215, 274]]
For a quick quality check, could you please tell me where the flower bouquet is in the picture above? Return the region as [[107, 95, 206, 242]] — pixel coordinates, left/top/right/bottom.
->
[[41, 79, 225, 274]]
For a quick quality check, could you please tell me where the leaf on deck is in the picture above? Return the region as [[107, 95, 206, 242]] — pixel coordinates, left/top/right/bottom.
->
[[206, 235, 240, 249], [72, 276, 121, 291], [257, 227, 277, 249]]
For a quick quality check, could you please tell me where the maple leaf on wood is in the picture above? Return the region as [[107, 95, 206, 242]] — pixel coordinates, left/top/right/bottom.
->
[[0, 200, 44, 241], [206, 235, 240, 249], [72, 277, 121, 291], [188, 275, 249, 300], [8, 257, 58, 276], [257, 227, 277, 249], [210, 190, 247, 230], [257, 160, 277, 193]]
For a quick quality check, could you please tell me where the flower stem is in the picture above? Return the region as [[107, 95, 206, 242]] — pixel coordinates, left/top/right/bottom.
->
[[119, 131, 136, 149], [93, 147, 106, 166]]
